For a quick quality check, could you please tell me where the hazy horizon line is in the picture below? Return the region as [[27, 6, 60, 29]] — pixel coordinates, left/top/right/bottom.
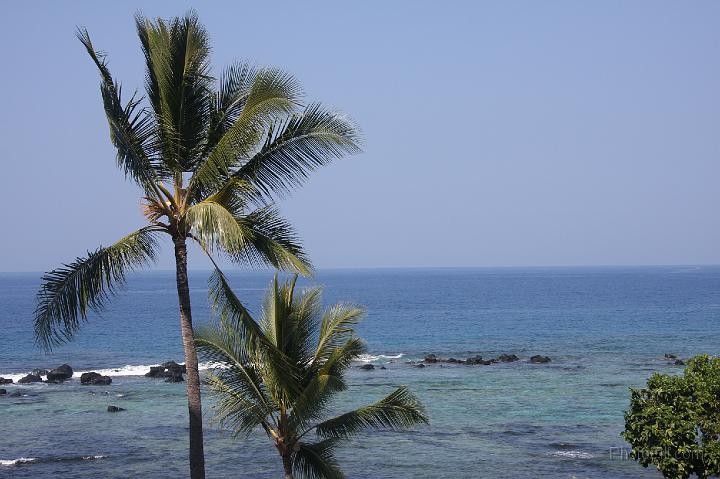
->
[[2, 263, 718, 274]]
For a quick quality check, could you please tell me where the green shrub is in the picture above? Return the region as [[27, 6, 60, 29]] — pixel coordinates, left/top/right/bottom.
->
[[623, 355, 720, 479]]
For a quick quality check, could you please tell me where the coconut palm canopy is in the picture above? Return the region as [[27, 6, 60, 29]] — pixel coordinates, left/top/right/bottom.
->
[[34, 12, 361, 349], [195, 271, 428, 479], [32, 12, 361, 479]]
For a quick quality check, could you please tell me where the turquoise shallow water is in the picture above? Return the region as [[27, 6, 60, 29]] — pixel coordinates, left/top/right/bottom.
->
[[1, 267, 719, 478]]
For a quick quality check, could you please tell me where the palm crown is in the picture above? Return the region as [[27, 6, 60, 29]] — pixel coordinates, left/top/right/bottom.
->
[[34, 12, 360, 349], [195, 271, 428, 479]]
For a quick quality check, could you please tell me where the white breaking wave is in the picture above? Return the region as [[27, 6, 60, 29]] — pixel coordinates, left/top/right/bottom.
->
[[0, 457, 38, 466], [0, 362, 224, 382], [549, 450, 595, 459], [355, 353, 404, 363], [1, 455, 105, 466], [1, 355, 405, 381]]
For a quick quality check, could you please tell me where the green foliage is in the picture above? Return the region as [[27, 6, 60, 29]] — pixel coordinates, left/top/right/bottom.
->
[[34, 11, 360, 349], [34, 227, 160, 350], [195, 274, 428, 478], [623, 355, 720, 479]]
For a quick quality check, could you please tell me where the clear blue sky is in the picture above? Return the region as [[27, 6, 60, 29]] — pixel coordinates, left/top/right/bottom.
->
[[1, 1, 718, 271]]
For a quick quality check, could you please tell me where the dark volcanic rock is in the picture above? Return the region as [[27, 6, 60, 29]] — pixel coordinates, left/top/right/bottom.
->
[[0, 377, 12, 384], [664, 354, 677, 360], [146, 361, 186, 381], [0, 388, 6, 395], [359, 364, 375, 370], [424, 354, 438, 364], [18, 374, 42, 384], [145, 366, 166, 378], [31, 369, 49, 377], [497, 354, 519, 363], [80, 372, 112, 385], [673, 359, 685, 366], [466, 355, 492, 365], [47, 364, 73, 382], [162, 361, 187, 374], [380, 366, 387, 370], [414, 363, 426, 368], [530, 355, 551, 364], [164, 370, 184, 383], [107, 405, 125, 412], [446, 358, 461, 364]]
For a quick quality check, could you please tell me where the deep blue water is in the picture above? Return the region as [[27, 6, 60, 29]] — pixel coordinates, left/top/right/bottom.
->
[[1, 267, 719, 478]]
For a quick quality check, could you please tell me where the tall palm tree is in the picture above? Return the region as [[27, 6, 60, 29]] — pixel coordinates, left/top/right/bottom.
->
[[195, 271, 428, 479], [33, 12, 360, 479]]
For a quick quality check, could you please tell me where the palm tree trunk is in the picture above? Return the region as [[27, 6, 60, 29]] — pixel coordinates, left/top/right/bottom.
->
[[174, 236, 206, 479], [282, 454, 293, 479]]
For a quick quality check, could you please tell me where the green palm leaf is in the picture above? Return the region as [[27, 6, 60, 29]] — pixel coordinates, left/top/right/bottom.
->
[[135, 12, 212, 172], [310, 305, 365, 371], [204, 371, 272, 436], [34, 227, 160, 350], [314, 386, 429, 440], [189, 67, 302, 201], [236, 103, 361, 199], [187, 200, 310, 274], [77, 29, 167, 196], [292, 439, 344, 479]]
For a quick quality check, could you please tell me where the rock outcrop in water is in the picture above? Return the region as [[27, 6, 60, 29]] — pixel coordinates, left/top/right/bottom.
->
[[145, 361, 186, 382], [0, 377, 13, 384], [497, 354, 520, 363], [46, 364, 73, 382], [530, 355, 551, 364], [18, 374, 42, 384], [358, 364, 375, 370], [0, 388, 6, 395], [31, 369, 48, 377], [107, 405, 125, 412], [420, 353, 524, 366], [80, 372, 112, 385]]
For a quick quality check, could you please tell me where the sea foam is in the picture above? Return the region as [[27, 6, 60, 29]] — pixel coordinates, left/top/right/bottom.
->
[[356, 353, 404, 363], [0, 361, 226, 382], [0, 457, 37, 466], [0, 356, 401, 381], [0, 455, 105, 466]]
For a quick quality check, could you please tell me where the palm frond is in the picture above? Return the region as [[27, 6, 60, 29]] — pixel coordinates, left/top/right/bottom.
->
[[292, 439, 344, 479], [34, 227, 160, 350], [237, 206, 311, 275], [135, 12, 212, 172], [197, 267, 301, 402], [194, 322, 274, 413], [235, 103, 361, 199], [314, 386, 428, 440], [187, 200, 310, 275], [311, 305, 365, 370], [290, 374, 347, 434], [77, 29, 167, 195], [204, 370, 272, 436], [318, 337, 367, 379], [285, 285, 323, 369], [189, 67, 302, 200], [204, 61, 259, 156]]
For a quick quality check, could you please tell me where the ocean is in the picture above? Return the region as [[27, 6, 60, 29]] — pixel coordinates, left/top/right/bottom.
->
[[1, 266, 719, 478]]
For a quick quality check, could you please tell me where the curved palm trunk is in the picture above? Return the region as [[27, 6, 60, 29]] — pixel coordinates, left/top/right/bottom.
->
[[174, 237, 206, 479]]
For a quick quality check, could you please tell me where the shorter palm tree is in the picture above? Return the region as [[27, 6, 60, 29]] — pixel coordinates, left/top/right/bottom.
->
[[195, 270, 428, 479]]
